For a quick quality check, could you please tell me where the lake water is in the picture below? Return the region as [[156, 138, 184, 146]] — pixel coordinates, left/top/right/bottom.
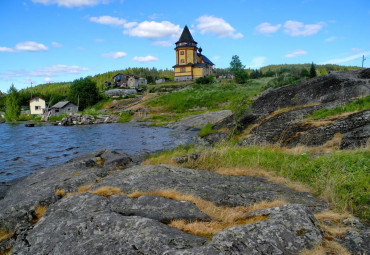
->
[[0, 123, 197, 183]]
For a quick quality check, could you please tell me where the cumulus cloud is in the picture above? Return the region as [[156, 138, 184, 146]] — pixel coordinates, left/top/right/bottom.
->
[[133, 55, 158, 63], [255, 22, 281, 35], [32, 0, 110, 8], [45, 77, 53, 82], [0, 41, 48, 52], [285, 49, 307, 58], [51, 41, 63, 47], [90, 16, 126, 26], [125, 21, 181, 39], [320, 52, 370, 65], [196, 15, 243, 39], [284, 20, 324, 36], [248, 57, 266, 69], [101, 52, 127, 59]]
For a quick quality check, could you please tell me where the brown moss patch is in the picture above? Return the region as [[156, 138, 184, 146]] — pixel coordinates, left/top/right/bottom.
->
[[89, 186, 124, 197], [31, 205, 47, 223], [0, 246, 12, 255], [0, 228, 12, 242], [299, 240, 351, 255], [55, 189, 66, 198]]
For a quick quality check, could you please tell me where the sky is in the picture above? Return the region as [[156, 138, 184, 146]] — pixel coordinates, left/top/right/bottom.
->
[[0, 0, 369, 92]]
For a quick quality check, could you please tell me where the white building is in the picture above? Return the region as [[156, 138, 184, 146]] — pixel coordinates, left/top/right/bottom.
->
[[29, 97, 46, 115]]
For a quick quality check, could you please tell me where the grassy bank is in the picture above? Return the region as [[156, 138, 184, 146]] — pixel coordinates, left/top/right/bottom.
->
[[145, 144, 369, 221]]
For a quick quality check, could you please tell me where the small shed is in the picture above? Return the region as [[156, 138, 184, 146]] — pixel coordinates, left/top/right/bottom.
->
[[29, 96, 46, 115], [49, 101, 78, 116], [156, 78, 170, 84], [127, 75, 147, 89], [112, 73, 129, 88]]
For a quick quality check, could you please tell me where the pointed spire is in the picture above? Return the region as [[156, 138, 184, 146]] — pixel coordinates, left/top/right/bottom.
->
[[177, 25, 196, 43]]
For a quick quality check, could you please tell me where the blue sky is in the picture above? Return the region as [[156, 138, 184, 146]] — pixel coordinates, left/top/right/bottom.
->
[[0, 0, 369, 92]]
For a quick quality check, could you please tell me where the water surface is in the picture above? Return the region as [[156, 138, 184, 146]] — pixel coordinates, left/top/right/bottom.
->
[[0, 123, 196, 182]]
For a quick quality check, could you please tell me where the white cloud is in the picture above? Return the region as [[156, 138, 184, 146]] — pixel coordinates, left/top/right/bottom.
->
[[351, 48, 362, 53], [284, 20, 324, 36], [32, 0, 110, 7], [101, 51, 127, 59], [152, 40, 173, 47], [0, 47, 15, 53], [320, 52, 370, 65], [125, 21, 181, 39], [90, 16, 126, 26], [325, 36, 337, 42], [248, 57, 266, 69], [94, 38, 105, 43], [52, 41, 63, 47], [196, 15, 243, 39], [0, 41, 48, 52], [133, 55, 158, 63], [45, 77, 53, 82], [30, 65, 89, 77], [255, 22, 281, 35], [285, 49, 307, 58]]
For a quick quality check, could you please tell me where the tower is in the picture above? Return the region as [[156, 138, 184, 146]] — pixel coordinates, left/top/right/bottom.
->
[[173, 25, 214, 81]]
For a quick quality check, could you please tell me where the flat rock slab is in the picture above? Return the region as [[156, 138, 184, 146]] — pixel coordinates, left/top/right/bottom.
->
[[12, 194, 207, 255], [95, 164, 328, 212], [171, 110, 233, 129]]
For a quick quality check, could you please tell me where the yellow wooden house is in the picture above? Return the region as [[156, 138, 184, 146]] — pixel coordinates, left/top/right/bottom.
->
[[173, 25, 214, 81]]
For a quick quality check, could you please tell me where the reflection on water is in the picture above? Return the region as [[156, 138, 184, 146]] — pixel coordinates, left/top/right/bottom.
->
[[0, 123, 196, 182]]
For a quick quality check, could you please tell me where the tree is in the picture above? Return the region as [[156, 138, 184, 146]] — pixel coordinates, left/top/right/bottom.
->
[[67, 77, 100, 110], [5, 84, 21, 121], [229, 55, 248, 84], [310, 62, 317, 78]]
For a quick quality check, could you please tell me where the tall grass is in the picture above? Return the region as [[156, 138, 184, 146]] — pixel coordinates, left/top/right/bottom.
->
[[146, 144, 369, 221], [309, 95, 370, 119]]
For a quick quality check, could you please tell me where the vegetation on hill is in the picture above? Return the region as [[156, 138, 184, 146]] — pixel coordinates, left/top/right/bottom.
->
[[67, 77, 101, 111], [4, 84, 21, 121], [308, 95, 370, 119]]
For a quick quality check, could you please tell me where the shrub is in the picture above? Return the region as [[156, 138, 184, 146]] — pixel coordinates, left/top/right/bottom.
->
[[199, 123, 217, 137], [118, 111, 133, 122], [195, 75, 214, 85]]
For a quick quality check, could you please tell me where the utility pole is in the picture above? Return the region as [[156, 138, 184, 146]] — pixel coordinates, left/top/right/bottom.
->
[[362, 55, 366, 68]]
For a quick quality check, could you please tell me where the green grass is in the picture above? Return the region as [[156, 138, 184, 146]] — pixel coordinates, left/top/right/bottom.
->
[[18, 114, 42, 121], [308, 95, 370, 119], [148, 144, 370, 221], [199, 123, 217, 137], [48, 113, 68, 122], [118, 112, 133, 122], [147, 79, 271, 114]]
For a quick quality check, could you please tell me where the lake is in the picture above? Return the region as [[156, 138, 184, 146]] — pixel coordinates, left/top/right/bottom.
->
[[0, 123, 197, 183]]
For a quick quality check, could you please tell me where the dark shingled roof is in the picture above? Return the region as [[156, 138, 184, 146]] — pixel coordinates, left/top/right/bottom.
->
[[51, 101, 74, 109], [177, 25, 196, 43], [198, 53, 214, 66]]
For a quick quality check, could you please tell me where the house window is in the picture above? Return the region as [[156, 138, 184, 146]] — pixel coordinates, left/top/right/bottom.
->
[[35, 106, 41, 110], [180, 51, 184, 55], [55, 109, 59, 113], [180, 67, 186, 72], [181, 59, 185, 63]]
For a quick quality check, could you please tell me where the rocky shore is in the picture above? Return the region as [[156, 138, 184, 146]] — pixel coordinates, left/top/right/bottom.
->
[[1, 150, 368, 254], [57, 113, 120, 126]]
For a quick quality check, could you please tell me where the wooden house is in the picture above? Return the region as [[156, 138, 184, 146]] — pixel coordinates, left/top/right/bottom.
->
[[112, 73, 128, 88], [29, 96, 46, 115], [173, 25, 214, 81], [49, 101, 78, 116], [111, 73, 147, 89]]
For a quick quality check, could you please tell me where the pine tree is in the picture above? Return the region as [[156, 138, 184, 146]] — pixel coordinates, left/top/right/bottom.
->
[[310, 62, 317, 78], [5, 84, 21, 121]]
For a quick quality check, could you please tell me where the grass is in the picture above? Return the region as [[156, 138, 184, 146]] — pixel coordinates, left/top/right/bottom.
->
[[0, 228, 12, 242], [31, 205, 47, 223], [145, 143, 370, 221], [146, 79, 269, 113], [198, 123, 217, 137], [128, 189, 287, 238], [48, 113, 67, 122], [118, 111, 133, 122], [299, 240, 351, 255], [308, 95, 370, 119]]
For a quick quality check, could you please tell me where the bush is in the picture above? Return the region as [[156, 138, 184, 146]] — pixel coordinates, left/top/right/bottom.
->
[[199, 123, 217, 137], [48, 113, 68, 122], [67, 77, 101, 110], [195, 75, 214, 85], [118, 111, 133, 122]]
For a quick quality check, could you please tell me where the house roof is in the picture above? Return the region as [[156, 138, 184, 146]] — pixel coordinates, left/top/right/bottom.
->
[[51, 101, 74, 109], [198, 53, 214, 66], [112, 73, 125, 78], [176, 25, 196, 43]]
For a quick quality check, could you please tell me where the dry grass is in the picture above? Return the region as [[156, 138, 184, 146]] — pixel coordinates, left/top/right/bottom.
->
[[320, 224, 353, 239], [169, 215, 269, 238], [78, 184, 94, 193], [55, 189, 66, 198], [31, 205, 47, 223], [301, 119, 334, 128], [128, 189, 287, 237], [0, 246, 12, 255], [89, 186, 124, 197], [95, 157, 105, 167], [314, 210, 351, 222], [299, 240, 351, 255], [0, 228, 12, 242]]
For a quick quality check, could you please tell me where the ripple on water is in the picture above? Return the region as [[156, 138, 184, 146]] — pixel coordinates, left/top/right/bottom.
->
[[0, 122, 197, 182]]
